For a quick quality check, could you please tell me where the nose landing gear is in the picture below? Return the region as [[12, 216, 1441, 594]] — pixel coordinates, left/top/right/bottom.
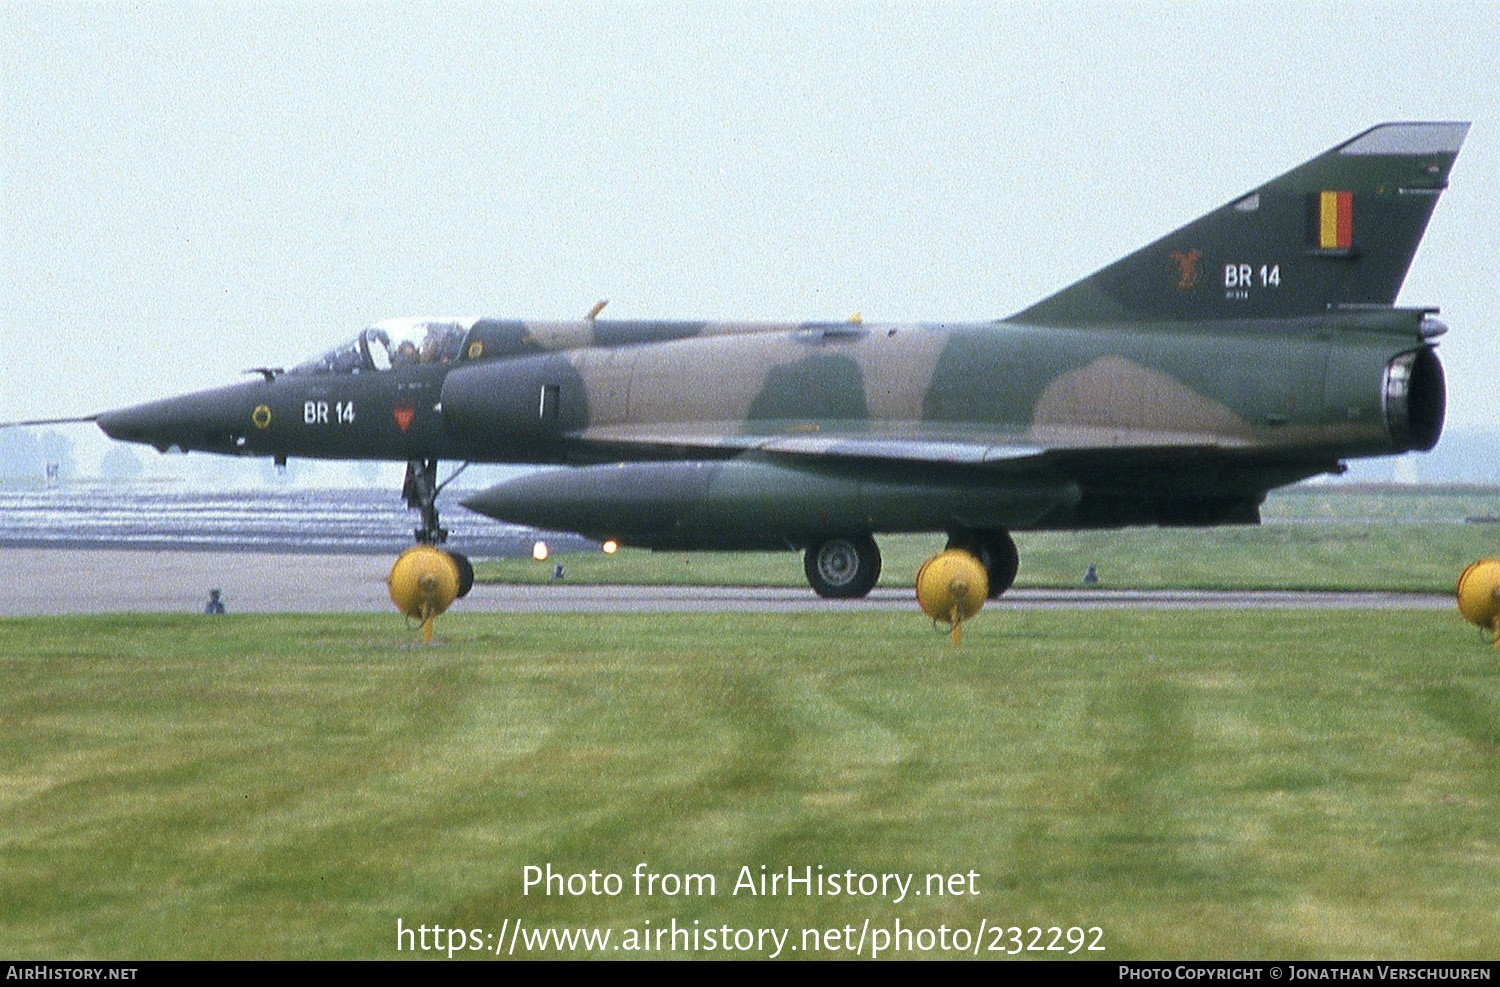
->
[[389, 458, 473, 641], [403, 458, 448, 546]]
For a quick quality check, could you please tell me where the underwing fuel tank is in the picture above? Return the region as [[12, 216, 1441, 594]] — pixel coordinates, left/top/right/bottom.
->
[[462, 459, 1080, 550]]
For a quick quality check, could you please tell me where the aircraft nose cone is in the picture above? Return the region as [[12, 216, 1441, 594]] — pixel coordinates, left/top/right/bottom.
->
[[98, 396, 220, 448], [96, 384, 258, 453], [96, 404, 158, 444]]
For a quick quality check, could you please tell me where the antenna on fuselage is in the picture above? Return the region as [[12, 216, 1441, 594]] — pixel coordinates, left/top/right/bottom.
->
[[585, 300, 608, 321]]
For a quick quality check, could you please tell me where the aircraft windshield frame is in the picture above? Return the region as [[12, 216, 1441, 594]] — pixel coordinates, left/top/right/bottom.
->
[[289, 317, 476, 376]]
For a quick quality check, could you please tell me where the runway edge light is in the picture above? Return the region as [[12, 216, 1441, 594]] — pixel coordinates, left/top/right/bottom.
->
[[389, 545, 461, 643], [1456, 558, 1500, 650], [916, 549, 988, 645]]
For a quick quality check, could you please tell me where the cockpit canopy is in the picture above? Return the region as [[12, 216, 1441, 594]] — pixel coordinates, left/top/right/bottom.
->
[[289, 317, 477, 375]]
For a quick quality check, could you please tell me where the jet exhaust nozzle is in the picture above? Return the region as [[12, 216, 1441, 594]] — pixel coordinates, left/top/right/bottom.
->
[[1382, 347, 1445, 453]]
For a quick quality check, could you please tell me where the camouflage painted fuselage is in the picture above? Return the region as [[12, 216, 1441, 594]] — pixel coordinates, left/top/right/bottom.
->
[[95, 122, 1464, 556], [444, 307, 1438, 548]]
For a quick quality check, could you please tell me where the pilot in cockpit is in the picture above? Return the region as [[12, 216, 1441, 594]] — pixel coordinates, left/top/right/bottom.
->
[[291, 319, 471, 377], [420, 324, 464, 365]]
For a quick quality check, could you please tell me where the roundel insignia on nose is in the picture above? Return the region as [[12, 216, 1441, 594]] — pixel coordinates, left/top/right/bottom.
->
[[251, 405, 272, 429]]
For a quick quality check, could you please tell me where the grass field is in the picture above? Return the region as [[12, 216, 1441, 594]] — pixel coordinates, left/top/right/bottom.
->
[[474, 485, 1500, 593], [3, 610, 1496, 959]]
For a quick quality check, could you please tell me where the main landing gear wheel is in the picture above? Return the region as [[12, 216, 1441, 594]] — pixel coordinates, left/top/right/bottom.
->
[[946, 529, 1018, 599], [804, 535, 882, 599]]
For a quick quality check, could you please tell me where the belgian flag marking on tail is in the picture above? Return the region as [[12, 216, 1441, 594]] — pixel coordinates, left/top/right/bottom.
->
[[1007, 122, 1466, 324], [1316, 190, 1354, 250]]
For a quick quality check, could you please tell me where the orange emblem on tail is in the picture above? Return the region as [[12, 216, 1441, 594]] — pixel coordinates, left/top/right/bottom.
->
[[1171, 249, 1201, 290]]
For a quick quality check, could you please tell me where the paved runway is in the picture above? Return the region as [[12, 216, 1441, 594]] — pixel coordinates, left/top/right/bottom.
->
[[0, 549, 1452, 615]]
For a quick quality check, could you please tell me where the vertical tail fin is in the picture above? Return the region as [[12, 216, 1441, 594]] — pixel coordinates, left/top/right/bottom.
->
[[1008, 122, 1469, 325]]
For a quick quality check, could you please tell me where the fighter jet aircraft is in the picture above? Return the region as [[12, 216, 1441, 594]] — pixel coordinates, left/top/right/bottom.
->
[[15, 121, 1469, 602]]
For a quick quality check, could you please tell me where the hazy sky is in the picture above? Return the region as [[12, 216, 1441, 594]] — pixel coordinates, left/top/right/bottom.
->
[[4, 1, 1498, 444]]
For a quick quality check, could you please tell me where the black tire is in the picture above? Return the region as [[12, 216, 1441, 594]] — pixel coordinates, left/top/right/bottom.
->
[[446, 550, 475, 599], [804, 535, 882, 599], [946, 529, 1018, 598]]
